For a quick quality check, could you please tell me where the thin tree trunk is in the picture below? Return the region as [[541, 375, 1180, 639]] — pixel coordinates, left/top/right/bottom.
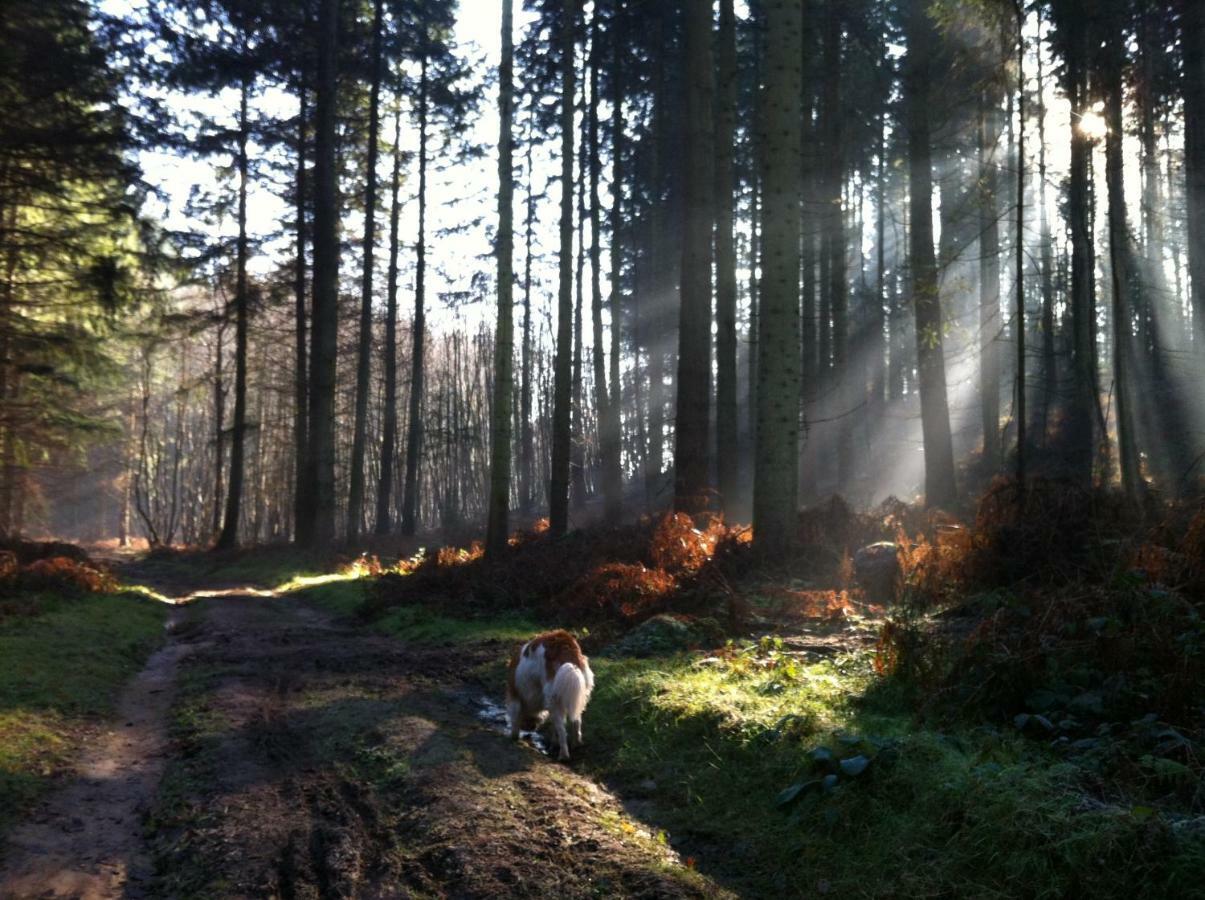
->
[[486, 0, 515, 556], [293, 83, 309, 542], [1103, 42, 1140, 499], [375, 95, 403, 534], [347, 0, 384, 543], [549, 0, 576, 536], [714, 0, 739, 511], [978, 88, 1001, 471], [214, 75, 249, 550], [1014, 9, 1026, 483], [601, 0, 624, 523], [1065, 17, 1097, 486], [401, 43, 429, 537], [520, 104, 536, 514]]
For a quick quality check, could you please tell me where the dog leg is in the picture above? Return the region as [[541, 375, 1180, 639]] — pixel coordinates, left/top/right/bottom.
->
[[552, 714, 571, 761], [571, 717, 583, 747], [506, 698, 522, 740]]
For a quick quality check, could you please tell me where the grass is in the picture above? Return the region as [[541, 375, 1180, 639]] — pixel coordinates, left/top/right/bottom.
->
[[291, 579, 539, 644], [580, 640, 1205, 899], [0, 590, 167, 832]]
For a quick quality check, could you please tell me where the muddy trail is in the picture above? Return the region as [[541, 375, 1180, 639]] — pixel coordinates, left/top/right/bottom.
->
[[0, 574, 724, 899]]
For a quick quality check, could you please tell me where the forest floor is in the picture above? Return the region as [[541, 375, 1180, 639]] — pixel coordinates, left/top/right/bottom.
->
[[0, 554, 722, 899], [2, 494, 1205, 898]]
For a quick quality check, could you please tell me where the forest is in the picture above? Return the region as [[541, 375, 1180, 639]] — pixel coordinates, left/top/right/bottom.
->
[[1, 0, 1204, 897]]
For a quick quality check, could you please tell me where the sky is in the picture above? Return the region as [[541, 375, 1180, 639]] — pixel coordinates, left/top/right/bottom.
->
[[118, 0, 534, 332]]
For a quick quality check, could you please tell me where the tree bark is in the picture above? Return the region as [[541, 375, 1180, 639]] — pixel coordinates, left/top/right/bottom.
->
[[1103, 39, 1141, 500], [601, 0, 624, 523], [375, 95, 403, 534], [714, 0, 739, 512], [293, 83, 309, 542], [300, 0, 339, 548], [905, 0, 957, 509], [486, 0, 515, 557], [549, 0, 576, 536], [672, 0, 715, 515], [217, 77, 250, 550], [978, 88, 1001, 471], [347, 0, 384, 543], [401, 40, 430, 537], [753, 0, 802, 554]]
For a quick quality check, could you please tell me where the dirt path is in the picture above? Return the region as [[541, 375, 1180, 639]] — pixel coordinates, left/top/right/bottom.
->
[[0, 613, 192, 899], [2, 577, 725, 899]]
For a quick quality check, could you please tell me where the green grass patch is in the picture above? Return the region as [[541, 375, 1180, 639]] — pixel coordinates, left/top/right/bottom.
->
[[294, 579, 539, 644], [0, 590, 167, 832], [583, 641, 1205, 899]]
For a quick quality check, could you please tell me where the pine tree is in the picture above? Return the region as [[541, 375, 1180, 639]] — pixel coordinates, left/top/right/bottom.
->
[[752, 0, 802, 554]]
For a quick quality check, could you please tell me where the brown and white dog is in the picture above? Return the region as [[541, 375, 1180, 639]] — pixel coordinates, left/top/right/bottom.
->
[[506, 630, 594, 761]]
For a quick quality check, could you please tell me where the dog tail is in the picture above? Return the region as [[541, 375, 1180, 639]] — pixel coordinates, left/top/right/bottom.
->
[[552, 660, 592, 721]]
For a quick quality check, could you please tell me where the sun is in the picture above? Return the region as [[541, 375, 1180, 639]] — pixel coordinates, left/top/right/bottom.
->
[[1076, 109, 1108, 142]]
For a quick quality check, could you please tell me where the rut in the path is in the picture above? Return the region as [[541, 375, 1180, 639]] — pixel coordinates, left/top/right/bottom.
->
[[0, 612, 192, 900]]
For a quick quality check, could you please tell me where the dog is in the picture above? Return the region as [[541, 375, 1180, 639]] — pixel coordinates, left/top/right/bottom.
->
[[506, 630, 594, 761]]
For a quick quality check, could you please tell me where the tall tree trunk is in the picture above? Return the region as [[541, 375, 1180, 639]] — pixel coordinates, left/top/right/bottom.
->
[[520, 105, 536, 514], [212, 316, 225, 539], [571, 119, 587, 511], [301, 0, 339, 548], [401, 43, 429, 537], [1184, 0, 1205, 349], [601, 0, 624, 523], [644, 8, 667, 507], [1103, 41, 1141, 500], [978, 89, 1001, 470], [714, 0, 739, 511], [347, 0, 384, 543], [375, 96, 403, 534], [217, 77, 251, 551], [1013, 9, 1027, 483], [821, 0, 850, 491], [673, 0, 715, 514], [1065, 14, 1098, 486], [549, 0, 576, 536], [905, 0, 957, 509], [1036, 21, 1056, 448], [293, 83, 309, 542], [753, 0, 802, 554], [486, 0, 515, 557]]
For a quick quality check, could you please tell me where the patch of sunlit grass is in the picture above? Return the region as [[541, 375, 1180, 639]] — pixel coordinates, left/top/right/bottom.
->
[[583, 643, 1204, 898]]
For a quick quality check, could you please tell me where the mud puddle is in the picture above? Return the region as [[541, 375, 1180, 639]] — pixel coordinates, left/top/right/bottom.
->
[[472, 694, 551, 755]]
